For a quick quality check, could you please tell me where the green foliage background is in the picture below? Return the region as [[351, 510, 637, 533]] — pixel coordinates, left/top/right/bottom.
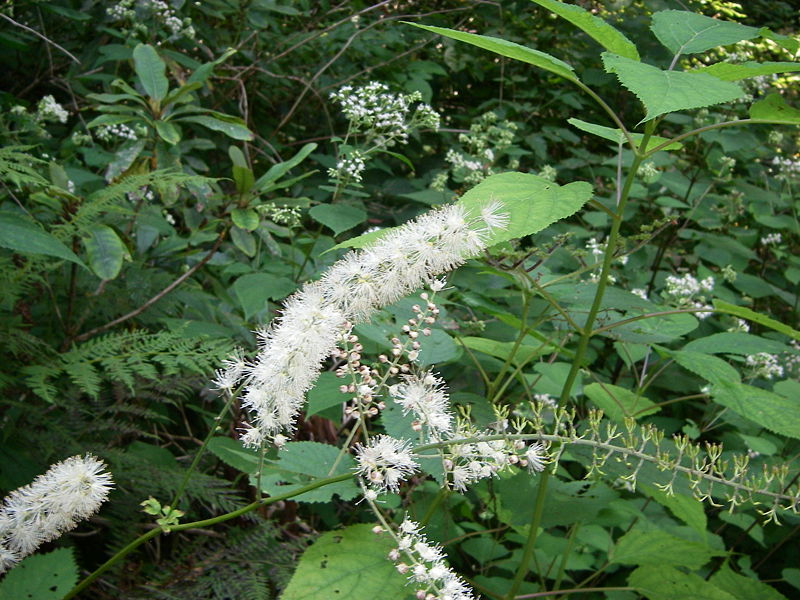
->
[[0, 0, 799, 598]]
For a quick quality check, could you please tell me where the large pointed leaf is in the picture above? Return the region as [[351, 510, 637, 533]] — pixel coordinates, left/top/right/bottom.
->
[[531, 0, 639, 60], [0, 213, 87, 268], [710, 564, 788, 600], [583, 382, 660, 423], [602, 52, 744, 121], [253, 142, 317, 192], [748, 93, 800, 124], [694, 61, 800, 81], [612, 527, 723, 569], [333, 172, 593, 251], [630, 565, 737, 600], [84, 225, 128, 280], [568, 117, 682, 151], [281, 524, 409, 600], [711, 380, 800, 439], [132, 43, 168, 102], [650, 10, 760, 56], [179, 115, 254, 140], [713, 299, 800, 340], [407, 23, 578, 82]]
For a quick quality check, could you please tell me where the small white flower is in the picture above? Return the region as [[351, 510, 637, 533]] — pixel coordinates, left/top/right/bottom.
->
[[525, 443, 548, 473], [355, 435, 418, 493]]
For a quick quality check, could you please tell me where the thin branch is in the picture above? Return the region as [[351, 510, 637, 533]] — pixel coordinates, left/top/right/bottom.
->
[[72, 229, 226, 343], [0, 13, 81, 64]]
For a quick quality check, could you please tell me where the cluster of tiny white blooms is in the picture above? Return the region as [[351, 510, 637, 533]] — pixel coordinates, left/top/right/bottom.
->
[[760, 232, 782, 246], [355, 435, 418, 493], [388, 519, 475, 600], [784, 341, 800, 378], [745, 352, 784, 380], [239, 283, 347, 447], [637, 160, 660, 183], [663, 274, 714, 319], [107, 0, 195, 39], [444, 112, 517, 186], [769, 156, 800, 180], [390, 371, 453, 440], [211, 349, 247, 392], [327, 150, 366, 183], [533, 392, 557, 408], [631, 288, 648, 300], [665, 273, 714, 297], [585, 237, 627, 283], [0, 455, 113, 573], [234, 203, 507, 445], [257, 202, 302, 227], [538, 165, 557, 182], [330, 82, 440, 148], [36, 95, 68, 124], [727, 318, 750, 333], [95, 123, 138, 142]]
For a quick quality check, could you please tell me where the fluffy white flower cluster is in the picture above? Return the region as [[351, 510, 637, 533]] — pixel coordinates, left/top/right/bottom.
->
[[36, 95, 69, 124], [390, 372, 453, 440], [389, 519, 475, 600], [95, 123, 138, 142], [745, 352, 784, 380], [224, 203, 507, 445], [0, 455, 113, 573], [444, 429, 547, 492], [330, 82, 440, 147], [761, 232, 782, 246], [770, 156, 800, 179], [355, 435, 419, 493]]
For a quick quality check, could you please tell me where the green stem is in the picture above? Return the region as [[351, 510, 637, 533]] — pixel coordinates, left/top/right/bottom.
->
[[63, 472, 352, 600], [488, 293, 530, 399], [503, 471, 550, 600], [170, 391, 237, 508], [420, 486, 448, 526], [552, 522, 580, 593]]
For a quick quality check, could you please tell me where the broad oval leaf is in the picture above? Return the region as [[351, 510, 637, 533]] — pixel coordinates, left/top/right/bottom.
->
[[612, 527, 723, 569], [132, 43, 169, 102], [281, 524, 409, 600], [748, 93, 800, 124], [602, 52, 744, 122], [407, 22, 578, 82], [583, 382, 660, 423], [0, 213, 87, 268], [694, 60, 800, 82], [231, 272, 296, 320], [154, 120, 181, 145], [629, 565, 737, 600], [650, 10, 760, 56], [0, 548, 78, 600], [84, 224, 127, 280], [711, 380, 800, 440], [309, 204, 367, 235], [531, 0, 639, 60]]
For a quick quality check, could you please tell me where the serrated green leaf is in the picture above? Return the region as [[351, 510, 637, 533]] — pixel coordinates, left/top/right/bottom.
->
[[231, 272, 296, 320], [694, 61, 800, 81], [309, 204, 367, 235], [670, 350, 740, 386], [749, 93, 800, 124], [281, 524, 408, 600], [640, 483, 707, 536], [568, 117, 683, 151], [305, 371, 345, 418], [531, 0, 639, 60], [684, 332, 789, 355], [179, 115, 254, 140], [629, 565, 737, 600], [0, 213, 87, 268], [0, 548, 78, 600], [84, 225, 128, 280], [407, 23, 578, 82], [417, 328, 460, 366], [206, 436, 261, 473], [613, 527, 723, 569], [650, 10, 760, 56], [713, 299, 800, 340], [710, 564, 788, 600], [332, 172, 593, 252], [258, 441, 359, 502], [133, 43, 169, 102], [602, 52, 744, 121], [711, 380, 800, 439], [583, 382, 659, 422]]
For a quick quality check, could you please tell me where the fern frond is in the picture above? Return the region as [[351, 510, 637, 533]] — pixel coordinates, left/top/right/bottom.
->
[[0, 145, 49, 188]]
